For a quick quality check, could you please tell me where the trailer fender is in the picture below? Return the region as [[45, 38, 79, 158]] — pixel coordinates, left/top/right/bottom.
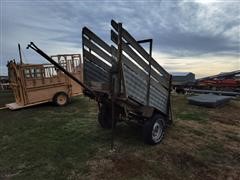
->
[[141, 106, 155, 118]]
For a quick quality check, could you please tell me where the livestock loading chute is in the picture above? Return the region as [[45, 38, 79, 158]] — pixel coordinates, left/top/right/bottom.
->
[[6, 44, 82, 110], [27, 20, 172, 145], [6, 51, 83, 110]]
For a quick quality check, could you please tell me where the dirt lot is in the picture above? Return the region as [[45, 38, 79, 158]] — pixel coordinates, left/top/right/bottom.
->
[[0, 93, 239, 180]]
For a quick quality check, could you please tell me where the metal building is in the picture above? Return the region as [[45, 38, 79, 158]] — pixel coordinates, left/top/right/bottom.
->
[[171, 72, 195, 86]]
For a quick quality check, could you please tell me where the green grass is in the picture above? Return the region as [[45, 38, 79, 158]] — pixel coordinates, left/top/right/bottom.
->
[[177, 111, 209, 122], [0, 93, 240, 179], [172, 95, 209, 123], [0, 96, 111, 179], [196, 142, 226, 163], [0, 90, 14, 107]]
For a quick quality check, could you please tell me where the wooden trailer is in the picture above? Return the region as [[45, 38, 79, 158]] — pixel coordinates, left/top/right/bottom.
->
[[6, 54, 82, 110], [27, 20, 172, 145]]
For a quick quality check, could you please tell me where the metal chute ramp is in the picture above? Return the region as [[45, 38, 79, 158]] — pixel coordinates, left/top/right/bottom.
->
[[27, 20, 172, 145]]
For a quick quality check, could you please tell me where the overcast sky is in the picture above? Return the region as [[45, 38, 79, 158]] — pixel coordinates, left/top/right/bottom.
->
[[0, 0, 239, 78]]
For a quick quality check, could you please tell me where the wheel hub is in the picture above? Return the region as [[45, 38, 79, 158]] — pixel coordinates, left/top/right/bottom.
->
[[152, 122, 162, 142], [57, 95, 67, 105]]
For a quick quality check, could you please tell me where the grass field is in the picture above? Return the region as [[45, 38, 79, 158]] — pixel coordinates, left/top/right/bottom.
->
[[0, 93, 240, 179], [0, 90, 14, 108]]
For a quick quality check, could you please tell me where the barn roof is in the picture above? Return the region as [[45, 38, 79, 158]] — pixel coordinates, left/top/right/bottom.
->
[[171, 72, 193, 76]]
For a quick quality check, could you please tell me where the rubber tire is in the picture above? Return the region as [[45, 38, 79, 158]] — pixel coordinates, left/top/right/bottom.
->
[[143, 114, 165, 145], [53, 92, 69, 106], [98, 104, 112, 129]]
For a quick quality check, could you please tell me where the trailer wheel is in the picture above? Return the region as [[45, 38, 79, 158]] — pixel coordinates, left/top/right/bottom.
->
[[53, 92, 69, 106], [143, 114, 165, 145], [98, 104, 112, 129]]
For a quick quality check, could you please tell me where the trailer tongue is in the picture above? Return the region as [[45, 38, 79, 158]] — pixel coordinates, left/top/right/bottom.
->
[[27, 20, 172, 145]]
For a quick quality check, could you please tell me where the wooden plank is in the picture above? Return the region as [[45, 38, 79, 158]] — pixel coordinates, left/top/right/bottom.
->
[[82, 27, 111, 54], [151, 70, 169, 89], [123, 30, 169, 79], [6, 101, 49, 110], [150, 78, 168, 95], [84, 59, 109, 83], [83, 36, 113, 64], [84, 59, 109, 78], [150, 59, 170, 80], [123, 56, 148, 81], [110, 46, 117, 62], [83, 49, 111, 72], [112, 40, 169, 88], [111, 46, 148, 81], [111, 19, 170, 79], [0, 107, 7, 110], [111, 30, 149, 71]]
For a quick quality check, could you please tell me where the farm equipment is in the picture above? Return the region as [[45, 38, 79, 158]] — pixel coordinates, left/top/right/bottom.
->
[[196, 70, 240, 92], [6, 52, 83, 110], [27, 20, 172, 145], [173, 70, 240, 95]]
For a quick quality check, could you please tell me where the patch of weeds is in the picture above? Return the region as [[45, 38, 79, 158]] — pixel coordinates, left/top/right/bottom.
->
[[189, 129, 205, 137], [167, 122, 196, 140], [174, 152, 207, 170], [153, 151, 210, 180], [0, 91, 14, 107], [177, 111, 208, 123], [196, 142, 227, 163], [225, 133, 240, 142]]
